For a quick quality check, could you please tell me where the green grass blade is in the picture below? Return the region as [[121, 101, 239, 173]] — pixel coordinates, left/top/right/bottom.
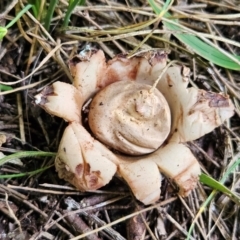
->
[[28, 0, 40, 17], [200, 173, 240, 205], [63, 0, 85, 27], [0, 27, 7, 40], [148, 0, 240, 70], [187, 158, 240, 240], [0, 84, 13, 91], [44, 0, 59, 31], [159, 0, 172, 16], [163, 19, 240, 70], [0, 151, 56, 166], [5, 4, 32, 29], [0, 164, 54, 179]]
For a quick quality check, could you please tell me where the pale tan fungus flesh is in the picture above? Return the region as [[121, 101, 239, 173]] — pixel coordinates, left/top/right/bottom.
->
[[35, 81, 83, 122], [104, 50, 168, 85], [89, 80, 171, 155], [56, 122, 117, 191], [69, 50, 108, 101], [150, 142, 201, 196], [117, 156, 161, 205], [156, 66, 235, 143], [113, 142, 200, 199], [70, 49, 168, 102]]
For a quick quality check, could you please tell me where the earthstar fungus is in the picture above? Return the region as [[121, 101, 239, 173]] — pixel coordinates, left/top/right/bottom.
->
[[35, 49, 234, 204]]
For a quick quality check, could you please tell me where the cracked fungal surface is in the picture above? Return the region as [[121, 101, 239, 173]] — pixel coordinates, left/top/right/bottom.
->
[[35, 49, 234, 204]]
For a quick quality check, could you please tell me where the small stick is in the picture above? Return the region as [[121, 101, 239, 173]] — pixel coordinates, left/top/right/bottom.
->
[[149, 60, 179, 93], [17, 93, 26, 143]]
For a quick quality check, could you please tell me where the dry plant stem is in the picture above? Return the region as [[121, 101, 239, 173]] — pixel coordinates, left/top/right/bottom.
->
[[25, 0, 44, 77], [64, 206, 126, 240], [43, 210, 65, 235], [87, 211, 126, 240], [192, 190, 206, 235], [16, 93, 26, 143], [129, 23, 157, 56], [0, 0, 18, 18], [64, 210, 101, 240], [0, 43, 67, 85], [178, 195, 207, 239], [19, 0, 55, 44], [64, 29, 168, 43], [167, 2, 240, 19], [103, 209, 110, 224], [7, 184, 88, 195], [55, 37, 74, 82], [207, 207, 226, 239], [226, 71, 240, 91], [0, 185, 74, 238], [190, 141, 220, 168], [170, 5, 240, 26], [79, 195, 113, 208], [160, 208, 196, 240], [127, 205, 146, 240], [232, 207, 239, 239], [65, 197, 126, 240], [5, 193, 22, 233], [70, 198, 177, 240], [123, 0, 136, 23], [196, 0, 240, 11], [209, 22, 235, 54], [140, 213, 156, 240], [39, 183, 129, 196], [30, 232, 55, 240], [0, 48, 9, 62], [64, 2, 207, 16], [86, 212, 126, 240], [154, 213, 167, 238], [36, 39, 73, 81], [206, 67, 225, 92], [209, 64, 240, 100], [0, 69, 21, 80], [177, 4, 207, 10], [79, 11, 125, 53], [3, 35, 19, 49], [0, 184, 27, 200], [0, 38, 19, 61], [18, 0, 74, 80], [210, 210, 231, 239], [0, 78, 50, 96], [206, 22, 218, 48], [15, 3, 33, 44], [69, 3, 155, 16], [39, 183, 107, 191], [44, 196, 127, 231], [18, 209, 33, 223], [37, 116, 50, 144]]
